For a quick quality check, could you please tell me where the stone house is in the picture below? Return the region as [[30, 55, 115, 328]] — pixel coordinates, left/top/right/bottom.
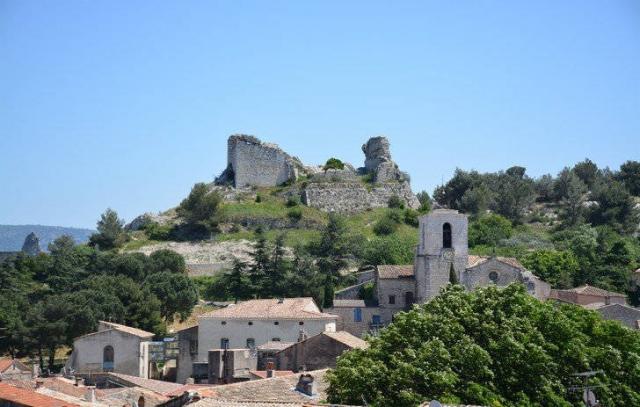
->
[[328, 209, 551, 337], [275, 331, 368, 372], [178, 298, 337, 383], [65, 321, 154, 377], [549, 285, 627, 307]]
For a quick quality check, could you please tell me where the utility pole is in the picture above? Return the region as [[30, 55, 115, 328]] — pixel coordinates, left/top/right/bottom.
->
[[569, 370, 604, 407]]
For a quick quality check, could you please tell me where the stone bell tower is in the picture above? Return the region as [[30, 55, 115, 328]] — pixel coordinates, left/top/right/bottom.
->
[[414, 209, 469, 303]]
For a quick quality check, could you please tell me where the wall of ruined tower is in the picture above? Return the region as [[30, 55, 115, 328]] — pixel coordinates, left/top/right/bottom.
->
[[301, 182, 420, 213], [227, 136, 298, 187]]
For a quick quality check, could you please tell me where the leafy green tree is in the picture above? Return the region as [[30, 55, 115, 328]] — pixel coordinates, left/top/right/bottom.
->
[[327, 284, 640, 407], [144, 271, 198, 322], [148, 249, 186, 274], [89, 208, 128, 250], [559, 172, 587, 227], [521, 250, 578, 288], [415, 190, 431, 212], [362, 234, 417, 265], [468, 214, 513, 247], [534, 174, 555, 202], [589, 180, 639, 234], [616, 160, 640, 196], [459, 184, 491, 216], [491, 166, 535, 223], [177, 183, 222, 231], [572, 158, 600, 188], [433, 169, 483, 209], [308, 213, 353, 307], [323, 157, 345, 171]]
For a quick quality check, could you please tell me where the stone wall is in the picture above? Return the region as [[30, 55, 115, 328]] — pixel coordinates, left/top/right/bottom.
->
[[302, 182, 419, 213], [221, 135, 302, 188]]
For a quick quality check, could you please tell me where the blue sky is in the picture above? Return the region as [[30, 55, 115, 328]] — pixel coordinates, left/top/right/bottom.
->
[[1, 1, 639, 229]]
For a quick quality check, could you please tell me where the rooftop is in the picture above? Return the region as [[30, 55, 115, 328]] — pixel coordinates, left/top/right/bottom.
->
[[249, 370, 296, 379], [200, 298, 337, 320], [558, 285, 626, 298], [0, 358, 30, 373], [98, 321, 155, 338], [330, 299, 366, 308], [322, 331, 368, 350], [106, 372, 183, 395], [377, 265, 414, 279], [187, 369, 331, 405], [0, 382, 80, 407], [257, 341, 296, 351]]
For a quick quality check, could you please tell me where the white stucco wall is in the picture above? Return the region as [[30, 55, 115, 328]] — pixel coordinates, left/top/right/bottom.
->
[[196, 318, 336, 362], [68, 330, 147, 377]]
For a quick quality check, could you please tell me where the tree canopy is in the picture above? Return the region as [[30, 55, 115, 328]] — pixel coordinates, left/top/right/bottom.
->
[[327, 284, 640, 407]]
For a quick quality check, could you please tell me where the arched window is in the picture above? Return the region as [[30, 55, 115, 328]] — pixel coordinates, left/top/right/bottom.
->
[[103, 345, 114, 372], [442, 223, 452, 248]]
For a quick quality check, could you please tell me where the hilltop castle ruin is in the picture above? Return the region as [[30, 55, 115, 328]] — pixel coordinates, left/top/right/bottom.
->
[[214, 134, 419, 212]]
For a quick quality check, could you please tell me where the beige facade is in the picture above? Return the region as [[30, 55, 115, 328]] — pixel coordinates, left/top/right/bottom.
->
[[65, 322, 154, 377]]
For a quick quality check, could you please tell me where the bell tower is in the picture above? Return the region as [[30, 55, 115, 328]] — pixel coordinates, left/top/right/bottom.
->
[[414, 209, 468, 303]]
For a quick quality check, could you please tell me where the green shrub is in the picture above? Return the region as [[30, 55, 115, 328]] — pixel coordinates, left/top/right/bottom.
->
[[323, 157, 345, 171], [387, 195, 405, 209], [373, 217, 398, 236], [468, 214, 513, 247], [286, 196, 300, 207], [143, 222, 173, 241], [403, 209, 420, 227], [255, 194, 262, 203], [287, 207, 303, 222]]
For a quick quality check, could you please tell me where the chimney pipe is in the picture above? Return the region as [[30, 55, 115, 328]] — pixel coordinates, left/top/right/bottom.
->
[[266, 361, 275, 378], [296, 373, 315, 396], [84, 386, 96, 402], [74, 377, 84, 387], [35, 379, 44, 389]]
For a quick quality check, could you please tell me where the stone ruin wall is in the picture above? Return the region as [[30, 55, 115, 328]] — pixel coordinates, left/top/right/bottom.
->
[[227, 135, 299, 187], [302, 182, 420, 213]]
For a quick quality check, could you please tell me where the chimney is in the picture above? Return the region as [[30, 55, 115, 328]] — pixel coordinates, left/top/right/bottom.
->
[[35, 379, 44, 389], [296, 373, 315, 396], [266, 361, 275, 378], [185, 377, 195, 385], [74, 377, 84, 387], [84, 386, 96, 402], [297, 329, 307, 343], [31, 364, 39, 379], [278, 298, 284, 304]]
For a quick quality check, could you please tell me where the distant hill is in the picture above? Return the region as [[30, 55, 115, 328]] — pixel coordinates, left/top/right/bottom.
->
[[0, 225, 94, 252]]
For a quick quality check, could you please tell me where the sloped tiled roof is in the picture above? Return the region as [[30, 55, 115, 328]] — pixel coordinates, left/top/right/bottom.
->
[[0, 358, 30, 373], [323, 331, 368, 349], [200, 298, 337, 320], [106, 372, 183, 395], [377, 265, 414, 279], [249, 370, 296, 379], [561, 285, 626, 298], [0, 382, 80, 407], [190, 369, 330, 405], [466, 255, 524, 270], [99, 321, 155, 338], [331, 299, 366, 308], [257, 341, 295, 351]]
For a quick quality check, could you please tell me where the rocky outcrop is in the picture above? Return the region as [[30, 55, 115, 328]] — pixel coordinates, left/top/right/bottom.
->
[[362, 136, 409, 183], [215, 135, 305, 188], [21, 232, 41, 256]]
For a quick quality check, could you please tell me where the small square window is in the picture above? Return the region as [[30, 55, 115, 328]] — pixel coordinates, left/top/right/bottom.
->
[[389, 295, 396, 305], [299, 321, 304, 325], [248, 321, 253, 325], [274, 321, 279, 325], [221, 321, 226, 325], [272, 337, 281, 342]]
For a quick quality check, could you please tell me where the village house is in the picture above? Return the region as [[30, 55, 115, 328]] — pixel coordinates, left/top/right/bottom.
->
[[0, 358, 32, 381], [549, 284, 627, 307], [176, 298, 337, 384], [65, 321, 155, 377], [329, 209, 551, 337], [275, 330, 368, 372]]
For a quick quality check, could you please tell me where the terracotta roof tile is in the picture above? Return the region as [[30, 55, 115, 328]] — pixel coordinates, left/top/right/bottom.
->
[[189, 369, 330, 405], [323, 331, 368, 349], [466, 255, 524, 269], [200, 298, 337, 320], [249, 370, 296, 379], [0, 382, 80, 407], [377, 265, 414, 279], [562, 285, 626, 298], [99, 321, 155, 338], [106, 372, 183, 395], [0, 358, 30, 373], [257, 341, 295, 351]]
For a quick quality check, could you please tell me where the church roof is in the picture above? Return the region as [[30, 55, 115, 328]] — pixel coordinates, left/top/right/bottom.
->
[[557, 285, 626, 298], [466, 255, 525, 270], [377, 256, 525, 281]]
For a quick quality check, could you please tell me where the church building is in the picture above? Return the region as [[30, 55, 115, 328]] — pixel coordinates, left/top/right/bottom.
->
[[329, 209, 551, 337]]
